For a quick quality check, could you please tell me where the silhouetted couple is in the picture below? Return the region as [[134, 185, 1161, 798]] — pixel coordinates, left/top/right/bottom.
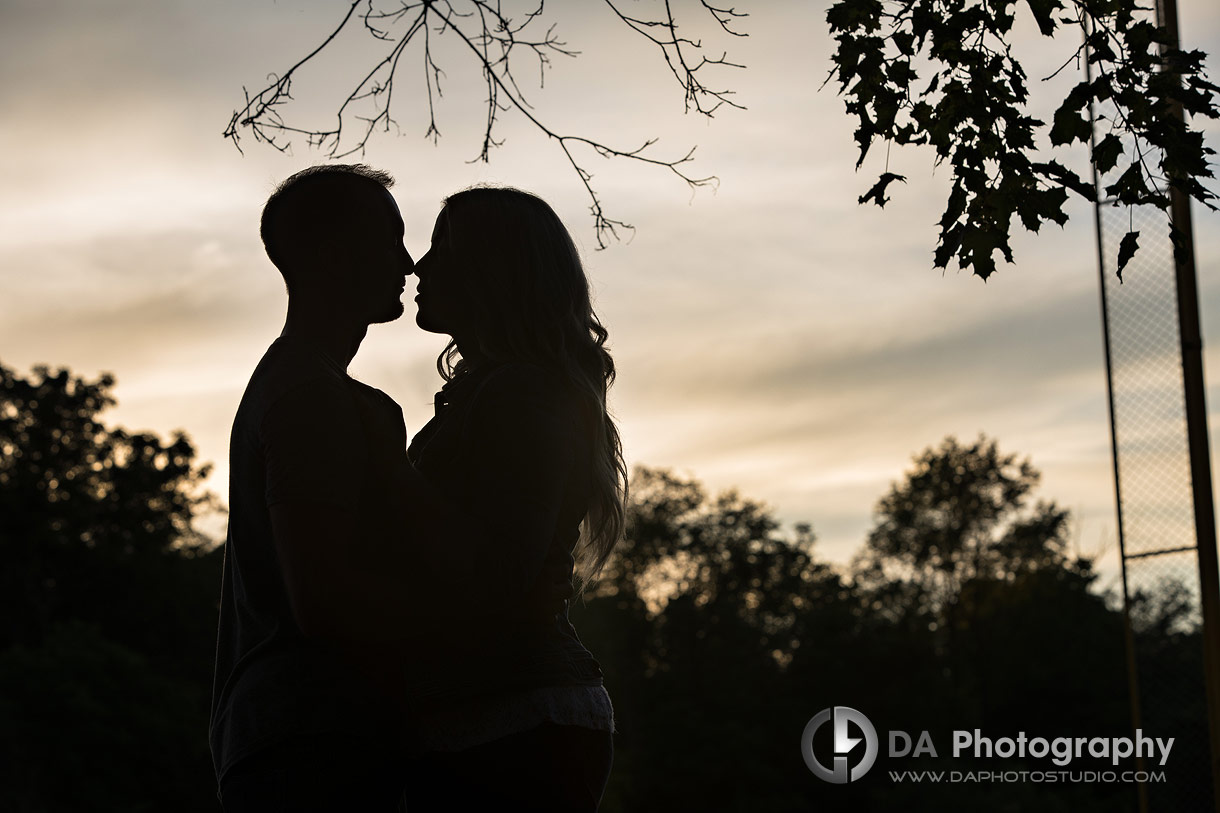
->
[[209, 166, 626, 812]]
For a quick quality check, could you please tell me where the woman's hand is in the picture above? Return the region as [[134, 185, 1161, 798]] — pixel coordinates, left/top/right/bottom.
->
[[523, 547, 575, 619]]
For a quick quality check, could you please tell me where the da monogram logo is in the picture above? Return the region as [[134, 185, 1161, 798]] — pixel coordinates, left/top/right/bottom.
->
[[801, 706, 879, 783]]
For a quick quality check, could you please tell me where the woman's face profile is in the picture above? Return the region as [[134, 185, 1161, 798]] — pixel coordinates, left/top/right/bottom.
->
[[413, 208, 468, 337]]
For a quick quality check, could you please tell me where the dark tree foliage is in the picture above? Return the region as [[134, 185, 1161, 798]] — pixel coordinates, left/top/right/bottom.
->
[[575, 466, 843, 812], [826, 0, 1219, 279], [1126, 576, 1213, 810], [225, 1, 747, 248], [852, 432, 1075, 618], [0, 362, 222, 812], [845, 434, 1128, 782], [572, 455, 1200, 811]]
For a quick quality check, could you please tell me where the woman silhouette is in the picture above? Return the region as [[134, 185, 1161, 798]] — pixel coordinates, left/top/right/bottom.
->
[[400, 186, 626, 812]]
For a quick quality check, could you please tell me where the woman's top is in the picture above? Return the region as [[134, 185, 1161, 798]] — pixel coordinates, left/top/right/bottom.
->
[[402, 360, 615, 752]]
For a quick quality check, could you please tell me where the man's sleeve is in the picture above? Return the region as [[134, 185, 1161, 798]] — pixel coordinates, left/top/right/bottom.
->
[[261, 376, 367, 510]]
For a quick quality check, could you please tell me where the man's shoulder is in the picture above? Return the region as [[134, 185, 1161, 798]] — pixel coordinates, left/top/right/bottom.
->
[[347, 377, 403, 415], [254, 336, 347, 386], [236, 339, 352, 427]]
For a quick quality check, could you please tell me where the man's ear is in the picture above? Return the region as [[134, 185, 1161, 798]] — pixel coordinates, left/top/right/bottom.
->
[[313, 233, 347, 268], [289, 236, 349, 290]]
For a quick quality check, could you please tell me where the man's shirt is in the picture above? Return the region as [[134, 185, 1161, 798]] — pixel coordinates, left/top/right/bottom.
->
[[209, 336, 406, 783]]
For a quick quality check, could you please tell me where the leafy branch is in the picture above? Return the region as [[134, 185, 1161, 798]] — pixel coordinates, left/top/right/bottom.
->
[[826, 0, 1219, 279], [224, 0, 747, 248]]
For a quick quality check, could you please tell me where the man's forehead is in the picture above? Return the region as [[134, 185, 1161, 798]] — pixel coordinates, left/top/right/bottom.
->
[[379, 187, 404, 228], [347, 185, 403, 230]]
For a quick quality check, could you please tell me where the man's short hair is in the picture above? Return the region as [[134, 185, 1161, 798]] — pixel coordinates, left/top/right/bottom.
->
[[260, 164, 395, 286]]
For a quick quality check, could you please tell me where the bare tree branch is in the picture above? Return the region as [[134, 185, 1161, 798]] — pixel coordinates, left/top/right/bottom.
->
[[223, 1, 747, 247], [601, 0, 748, 117]]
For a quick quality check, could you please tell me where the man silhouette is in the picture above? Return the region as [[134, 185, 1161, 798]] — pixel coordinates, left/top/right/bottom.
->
[[210, 165, 414, 811], [209, 165, 568, 811]]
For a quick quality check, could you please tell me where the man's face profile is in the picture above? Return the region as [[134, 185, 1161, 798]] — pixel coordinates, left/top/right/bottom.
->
[[342, 186, 414, 326]]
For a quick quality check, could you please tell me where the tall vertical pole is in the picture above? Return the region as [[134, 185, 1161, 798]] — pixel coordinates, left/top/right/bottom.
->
[[1155, 0, 1220, 808]]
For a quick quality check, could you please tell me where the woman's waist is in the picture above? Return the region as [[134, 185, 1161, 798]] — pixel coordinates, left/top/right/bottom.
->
[[408, 605, 583, 653], [401, 618, 603, 700], [403, 684, 615, 755]]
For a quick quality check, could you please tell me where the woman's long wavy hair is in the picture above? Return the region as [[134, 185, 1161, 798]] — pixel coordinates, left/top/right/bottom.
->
[[436, 186, 627, 590]]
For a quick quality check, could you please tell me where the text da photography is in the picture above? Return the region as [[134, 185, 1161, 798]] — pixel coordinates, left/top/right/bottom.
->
[[801, 706, 1175, 785]]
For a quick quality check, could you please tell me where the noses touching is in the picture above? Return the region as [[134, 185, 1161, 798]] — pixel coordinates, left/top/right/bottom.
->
[[400, 249, 415, 285], [411, 254, 430, 292]]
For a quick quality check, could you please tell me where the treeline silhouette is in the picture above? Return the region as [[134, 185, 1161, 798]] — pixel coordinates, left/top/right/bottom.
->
[[1, 363, 223, 811], [0, 362, 1205, 811]]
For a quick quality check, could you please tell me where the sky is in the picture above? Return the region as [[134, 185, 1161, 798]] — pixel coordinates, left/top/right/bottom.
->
[[3, 0, 1220, 589]]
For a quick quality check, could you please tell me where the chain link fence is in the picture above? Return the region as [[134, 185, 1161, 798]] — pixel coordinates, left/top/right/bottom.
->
[[1097, 198, 1213, 810]]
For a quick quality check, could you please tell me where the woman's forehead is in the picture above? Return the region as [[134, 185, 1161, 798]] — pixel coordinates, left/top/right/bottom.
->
[[432, 208, 451, 241]]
